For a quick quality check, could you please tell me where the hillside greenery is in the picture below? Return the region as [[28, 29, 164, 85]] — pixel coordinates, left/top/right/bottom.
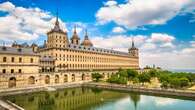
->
[[106, 69, 195, 89]]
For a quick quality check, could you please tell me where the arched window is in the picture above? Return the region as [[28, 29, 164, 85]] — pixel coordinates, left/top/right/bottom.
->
[[9, 77, 16, 88], [45, 75, 50, 84], [55, 75, 59, 84], [28, 76, 35, 85]]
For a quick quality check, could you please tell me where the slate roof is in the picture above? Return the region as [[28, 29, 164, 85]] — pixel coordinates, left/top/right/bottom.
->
[[39, 44, 129, 57], [68, 44, 129, 56], [0, 46, 39, 56]]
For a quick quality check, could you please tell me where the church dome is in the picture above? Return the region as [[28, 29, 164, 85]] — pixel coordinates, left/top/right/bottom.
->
[[81, 39, 93, 47], [81, 30, 93, 47], [71, 26, 80, 40]]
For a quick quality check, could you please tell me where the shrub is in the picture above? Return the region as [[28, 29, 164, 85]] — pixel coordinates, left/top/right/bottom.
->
[[92, 72, 103, 82]]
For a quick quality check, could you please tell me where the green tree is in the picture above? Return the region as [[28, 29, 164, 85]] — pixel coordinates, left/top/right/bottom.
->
[[138, 73, 151, 84], [148, 69, 157, 77], [92, 73, 103, 82], [179, 77, 189, 87], [169, 77, 180, 88], [117, 77, 127, 84], [118, 70, 128, 78], [161, 81, 169, 88], [107, 74, 118, 83], [127, 69, 138, 80]]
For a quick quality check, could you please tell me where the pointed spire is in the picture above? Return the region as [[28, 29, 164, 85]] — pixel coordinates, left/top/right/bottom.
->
[[53, 9, 60, 31], [132, 37, 135, 48], [81, 29, 93, 47], [55, 8, 59, 25], [47, 9, 67, 34], [74, 25, 77, 34], [84, 29, 89, 40]]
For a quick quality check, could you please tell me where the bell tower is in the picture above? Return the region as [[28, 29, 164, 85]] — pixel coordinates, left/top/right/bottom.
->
[[71, 25, 80, 45], [46, 11, 69, 48], [128, 38, 139, 57]]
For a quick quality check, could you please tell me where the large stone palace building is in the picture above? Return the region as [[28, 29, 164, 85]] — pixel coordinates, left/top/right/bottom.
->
[[0, 14, 139, 89]]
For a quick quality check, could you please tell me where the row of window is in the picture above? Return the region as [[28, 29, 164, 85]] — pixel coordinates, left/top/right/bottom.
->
[[48, 35, 67, 40], [1, 69, 22, 73], [44, 46, 128, 57], [57, 64, 131, 69], [2, 57, 34, 63], [54, 54, 130, 63], [40, 61, 55, 65]]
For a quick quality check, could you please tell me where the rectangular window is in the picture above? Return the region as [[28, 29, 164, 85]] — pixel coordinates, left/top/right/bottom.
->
[[11, 57, 14, 62], [19, 57, 22, 63], [3, 57, 6, 62], [11, 69, 14, 73], [30, 58, 33, 63], [18, 69, 22, 73], [2, 69, 6, 73]]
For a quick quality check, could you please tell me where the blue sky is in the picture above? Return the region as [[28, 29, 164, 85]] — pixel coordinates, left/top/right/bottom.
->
[[0, 0, 195, 69]]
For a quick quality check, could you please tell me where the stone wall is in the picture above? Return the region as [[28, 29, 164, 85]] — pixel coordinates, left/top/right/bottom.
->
[[0, 71, 116, 90]]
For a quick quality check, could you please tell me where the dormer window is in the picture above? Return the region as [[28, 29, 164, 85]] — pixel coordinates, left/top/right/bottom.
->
[[2, 46, 6, 51], [18, 48, 22, 52]]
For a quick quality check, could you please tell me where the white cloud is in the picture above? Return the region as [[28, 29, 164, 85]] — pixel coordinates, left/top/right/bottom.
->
[[104, 0, 117, 6], [92, 33, 195, 69], [96, 0, 195, 28], [147, 33, 175, 43], [0, 1, 67, 41], [141, 43, 156, 50], [112, 26, 126, 33], [92, 34, 145, 50], [190, 41, 195, 47], [160, 42, 175, 48]]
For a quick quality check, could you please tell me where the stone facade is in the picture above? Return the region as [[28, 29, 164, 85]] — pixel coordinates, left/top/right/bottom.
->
[[0, 47, 39, 89], [0, 14, 139, 90]]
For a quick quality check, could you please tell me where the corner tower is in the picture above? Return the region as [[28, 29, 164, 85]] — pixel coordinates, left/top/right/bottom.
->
[[46, 11, 69, 48], [128, 38, 139, 57]]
